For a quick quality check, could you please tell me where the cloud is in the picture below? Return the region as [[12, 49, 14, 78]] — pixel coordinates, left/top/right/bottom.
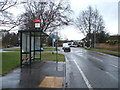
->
[[60, 26, 84, 40]]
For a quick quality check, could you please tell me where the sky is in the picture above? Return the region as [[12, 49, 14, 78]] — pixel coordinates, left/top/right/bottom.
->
[[1, 0, 119, 40], [60, 0, 119, 40]]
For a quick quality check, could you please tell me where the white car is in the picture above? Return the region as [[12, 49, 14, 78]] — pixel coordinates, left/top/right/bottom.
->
[[70, 44, 77, 47], [62, 43, 71, 52]]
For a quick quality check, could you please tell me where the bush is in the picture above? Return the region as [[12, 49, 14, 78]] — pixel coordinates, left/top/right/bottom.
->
[[106, 40, 119, 45]]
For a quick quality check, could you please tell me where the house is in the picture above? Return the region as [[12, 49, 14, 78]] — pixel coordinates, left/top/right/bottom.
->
[[109, 35, 120, 40]]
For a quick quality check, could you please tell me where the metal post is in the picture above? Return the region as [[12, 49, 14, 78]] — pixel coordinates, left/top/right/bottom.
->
[[40, 31, 41, 61], [20, 32, 22, 68], [52, 39, 54, 54], [56, 32, 58, 64], [34, 32, 35, 60], [26, 33, 27, 58], [56, 40, 58, 63], [29, 32, 31, 64]]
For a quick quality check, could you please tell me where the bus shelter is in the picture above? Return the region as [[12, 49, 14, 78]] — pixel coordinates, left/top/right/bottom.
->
[[19, 30, 50, 67]]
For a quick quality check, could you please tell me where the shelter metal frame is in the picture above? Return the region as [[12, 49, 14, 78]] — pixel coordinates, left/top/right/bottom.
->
[[19, 30, 47, 67]]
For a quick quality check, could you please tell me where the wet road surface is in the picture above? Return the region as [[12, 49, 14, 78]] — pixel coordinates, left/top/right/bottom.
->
[[60, 47, 118, 89]]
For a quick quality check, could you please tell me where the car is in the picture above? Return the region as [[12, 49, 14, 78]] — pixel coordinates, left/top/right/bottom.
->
[[62, 43, 71, 52], [40, 48, 44, 51], [70, 44, 77, 47], [63, 46, 71, 52], [62, 43, 69, 49], [35, 47, 44, 51]]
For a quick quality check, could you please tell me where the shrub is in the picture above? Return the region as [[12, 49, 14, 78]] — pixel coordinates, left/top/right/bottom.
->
[[106, 40, 119, 45]]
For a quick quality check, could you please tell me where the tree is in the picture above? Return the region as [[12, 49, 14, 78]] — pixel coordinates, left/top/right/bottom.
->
[[2, 32, 19, 47], [19, 1, 72, 34], [96, 31, 109, 43], [0, 0, 17, 23], [75, 6, 106, 47], [0, 0, 22, 32]]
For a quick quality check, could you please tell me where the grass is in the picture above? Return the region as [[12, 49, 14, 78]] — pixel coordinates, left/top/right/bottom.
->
[[41, 52, 65, 62], [85, 48, 120, 57], [43, 47, 60, 51], [1, 52, 65, 76], [2, 52, 20, 76]]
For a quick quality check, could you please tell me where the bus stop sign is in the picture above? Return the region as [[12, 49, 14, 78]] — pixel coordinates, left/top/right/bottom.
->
[[34, 19, 40, 23]]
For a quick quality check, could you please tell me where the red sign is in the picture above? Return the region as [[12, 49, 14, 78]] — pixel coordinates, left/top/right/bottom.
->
[[34, 19, 40, 23]]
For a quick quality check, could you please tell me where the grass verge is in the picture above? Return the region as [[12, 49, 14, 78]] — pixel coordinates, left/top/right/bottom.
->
[[2, 52, 20, 76], [41, 52, 65, 62], [2, 52, 65, 76], [85, 48, 120, 57], [43, 47, 60, 51]]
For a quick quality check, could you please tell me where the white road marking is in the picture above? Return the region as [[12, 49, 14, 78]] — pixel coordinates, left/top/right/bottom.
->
[[96, 52, 106, 55], [110, 64, 118, 68], [105, 72, 118, 81], [72, 59, 93, 90], [87, 55, 103, 62], [76, 53, 103, 62]]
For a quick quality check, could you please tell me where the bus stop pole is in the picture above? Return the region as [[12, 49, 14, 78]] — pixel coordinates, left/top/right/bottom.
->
[[52, 39, 54, 54], [40, 30, 41, 61]]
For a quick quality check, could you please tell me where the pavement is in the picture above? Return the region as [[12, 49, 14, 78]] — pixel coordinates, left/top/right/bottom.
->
[[2, 61, 65, 88]]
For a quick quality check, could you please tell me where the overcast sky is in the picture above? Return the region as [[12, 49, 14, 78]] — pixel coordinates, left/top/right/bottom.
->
[[60, 0, 119, 40], [2, 0, 119, 40]]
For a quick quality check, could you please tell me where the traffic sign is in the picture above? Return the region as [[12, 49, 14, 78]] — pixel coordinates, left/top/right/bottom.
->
[[50, 34, 55, 39], [35, 23, 40, 28], [34, 19, 40, 23]]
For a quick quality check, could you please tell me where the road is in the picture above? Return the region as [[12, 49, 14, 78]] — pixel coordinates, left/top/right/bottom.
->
[[0, 47, 20, 52], [59, 47, 119, 89]]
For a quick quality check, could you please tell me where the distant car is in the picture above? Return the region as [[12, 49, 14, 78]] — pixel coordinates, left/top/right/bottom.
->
[[40, 48, 44, 51], [62, 43, 69, 49], [35, 47, 44, 51], [63, 45, 71, 52], [70, 44, 77, 47]]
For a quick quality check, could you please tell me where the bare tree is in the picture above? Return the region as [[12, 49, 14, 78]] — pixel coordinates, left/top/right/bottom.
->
[[0, 0, 22, 32], [19, 1, 73, 34], [0, 0, 17, 23], [75, 6, 105, 38]]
